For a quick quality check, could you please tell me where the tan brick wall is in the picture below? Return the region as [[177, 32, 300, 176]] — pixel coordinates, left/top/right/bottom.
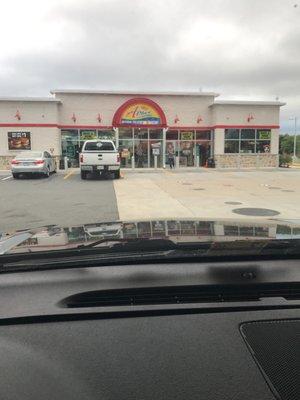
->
[[214, 154, 278, 168], [212, 104, 280, 126], [55, 93, 216, 127]]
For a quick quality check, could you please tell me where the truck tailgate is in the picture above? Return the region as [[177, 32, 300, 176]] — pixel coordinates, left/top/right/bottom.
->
[[81, 151, 118, 165]]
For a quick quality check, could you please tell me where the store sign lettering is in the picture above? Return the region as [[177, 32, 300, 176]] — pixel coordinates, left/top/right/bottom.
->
[[121, 103, 161, 125]]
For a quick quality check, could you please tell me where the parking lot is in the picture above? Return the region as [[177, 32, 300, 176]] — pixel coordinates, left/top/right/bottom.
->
[[0, 171, 119, 232], [1, 168, 300, 232]]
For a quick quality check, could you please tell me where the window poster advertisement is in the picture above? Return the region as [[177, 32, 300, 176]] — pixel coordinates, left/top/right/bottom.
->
[[258, 130, 271, 140], [80, 130, 97, 140], [8, 132, 31, 150], [181, 131, 194, 140]]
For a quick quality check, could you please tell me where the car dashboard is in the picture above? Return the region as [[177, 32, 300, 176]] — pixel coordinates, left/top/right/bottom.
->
[[1, 259, 300, 400]]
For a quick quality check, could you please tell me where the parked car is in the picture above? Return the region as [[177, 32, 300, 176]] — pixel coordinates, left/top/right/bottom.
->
[[79, 140, 120, 179], [11, 151, 56, 178]]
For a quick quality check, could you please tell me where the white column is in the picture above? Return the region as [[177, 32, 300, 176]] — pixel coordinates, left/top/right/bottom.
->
[[113, 127, 119, 148], [271, 128, 279, 154], [162, 128, 167, 168], [214, 128, 225, 155]]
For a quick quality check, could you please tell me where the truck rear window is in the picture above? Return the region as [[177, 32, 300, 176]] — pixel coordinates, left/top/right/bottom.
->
[[84, 141, 114, 151]]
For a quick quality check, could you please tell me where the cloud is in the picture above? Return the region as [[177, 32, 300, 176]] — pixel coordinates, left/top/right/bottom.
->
[[0, 0, 299, 131]]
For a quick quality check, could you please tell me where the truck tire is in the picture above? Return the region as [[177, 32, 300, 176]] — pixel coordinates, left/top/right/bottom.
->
[[114, 170, 120, 179], [12, 173, 19, 179], [81, 171, 87, 180]]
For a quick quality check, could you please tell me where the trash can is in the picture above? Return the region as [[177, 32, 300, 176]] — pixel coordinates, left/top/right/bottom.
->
[[59, 158, 65, 170], [207, 158, 215, 168]]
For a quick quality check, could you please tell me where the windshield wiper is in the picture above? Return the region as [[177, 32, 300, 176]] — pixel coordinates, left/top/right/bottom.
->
[[76, 237, 178, 250]]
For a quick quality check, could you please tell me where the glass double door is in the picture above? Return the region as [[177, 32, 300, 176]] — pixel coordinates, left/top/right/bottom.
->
[[61, 131, 80, 167], [166, 140, 211, 167]]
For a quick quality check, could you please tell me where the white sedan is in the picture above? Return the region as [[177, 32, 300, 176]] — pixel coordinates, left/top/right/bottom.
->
[[11, 151, 56, 179]]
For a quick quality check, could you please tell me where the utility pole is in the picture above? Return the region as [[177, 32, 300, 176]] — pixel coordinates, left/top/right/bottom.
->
[[293, 117, 297, 160], [289, 117, 298, 161]]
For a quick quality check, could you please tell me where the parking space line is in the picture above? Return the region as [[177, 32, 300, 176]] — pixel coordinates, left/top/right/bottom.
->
[[1, 175, 12, 181], [63, 170, 75, 180]]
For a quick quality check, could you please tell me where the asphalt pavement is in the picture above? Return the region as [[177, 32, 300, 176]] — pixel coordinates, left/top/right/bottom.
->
[[0, 170, 119, 232]]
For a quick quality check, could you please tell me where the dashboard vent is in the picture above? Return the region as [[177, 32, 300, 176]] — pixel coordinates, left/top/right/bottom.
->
[[59, 283, 300, 308], [60, 285, 266, 308]]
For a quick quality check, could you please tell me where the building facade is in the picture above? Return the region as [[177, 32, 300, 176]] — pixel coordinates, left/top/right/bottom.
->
[[0, 90, 285, 169]]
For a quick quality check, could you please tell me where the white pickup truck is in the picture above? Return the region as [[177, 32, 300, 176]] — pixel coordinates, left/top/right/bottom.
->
[[79, 140, 120, 180]]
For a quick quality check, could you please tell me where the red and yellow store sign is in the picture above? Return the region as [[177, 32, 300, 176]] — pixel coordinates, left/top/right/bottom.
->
[[113, 97, 167, 127]]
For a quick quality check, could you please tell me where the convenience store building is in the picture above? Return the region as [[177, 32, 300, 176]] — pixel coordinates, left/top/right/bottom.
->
[[0, 89, 285, 169]]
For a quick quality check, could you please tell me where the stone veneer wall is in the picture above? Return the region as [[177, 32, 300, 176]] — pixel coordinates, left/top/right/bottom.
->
[[214, 154, 278, 168], [0, 156, 14, 170]]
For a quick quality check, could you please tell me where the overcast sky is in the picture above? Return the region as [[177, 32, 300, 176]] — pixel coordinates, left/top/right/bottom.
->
[[0, 0, 299, 132]]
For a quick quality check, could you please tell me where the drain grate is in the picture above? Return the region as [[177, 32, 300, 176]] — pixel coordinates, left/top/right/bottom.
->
[[225, 201, 242, 205], [268, 187, 282, 190], [182, 182, 192, 185], [232, 208, 280, 216], [193, 188, 204, 191], [282, 189, 294, 193]]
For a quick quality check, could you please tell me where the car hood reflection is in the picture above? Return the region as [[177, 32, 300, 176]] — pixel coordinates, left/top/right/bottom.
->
[[1, 219, 300, 255]]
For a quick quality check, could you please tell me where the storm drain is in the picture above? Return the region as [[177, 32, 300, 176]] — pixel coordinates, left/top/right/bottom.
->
[[225, 201, 242, 205], [268, 187, 282, 190], [193, 188, 205, 191], [232, 208, 280, 217], [282, 190, 294, 193]]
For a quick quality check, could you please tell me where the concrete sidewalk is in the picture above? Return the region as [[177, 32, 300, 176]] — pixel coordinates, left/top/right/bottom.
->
[[114, 169, 300, 221]]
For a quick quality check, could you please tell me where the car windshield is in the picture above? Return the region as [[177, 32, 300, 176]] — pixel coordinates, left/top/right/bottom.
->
[[0, 0, 299, 266]]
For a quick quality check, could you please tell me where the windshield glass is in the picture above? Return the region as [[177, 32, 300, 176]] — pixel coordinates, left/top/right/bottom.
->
[[0, 0, 299, 263]]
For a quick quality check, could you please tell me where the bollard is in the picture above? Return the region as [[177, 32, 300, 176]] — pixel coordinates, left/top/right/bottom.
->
[[64, 156, 68, 171]]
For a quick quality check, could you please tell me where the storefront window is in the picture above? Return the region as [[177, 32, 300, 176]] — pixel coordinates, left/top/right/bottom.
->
[[134, 139, 149, 168], [256, 140, 271, 153], [225, 140, 239, 153], [180, 131, 194, 140], [166, 141, 177, 167], [225, 129, 239, 139], [166, 130, 178, 140], [196, 130, 211, 140], [119, 128, 133, 139], [179, 141, 195, 167], [196, 141, 212, 165], [241, 129, 255, 139], [119, 139, 134, 168], [80, 130, 97, 141], [98, 130, 115, 141], [61, 130, 79, 167], [150, 140, 163, 167], [240, 140, 255, 153], [134, 128, 148, 139], [225, 129, 271, 154], [149, 129, 163, 139], [257, 129, 271, 140]]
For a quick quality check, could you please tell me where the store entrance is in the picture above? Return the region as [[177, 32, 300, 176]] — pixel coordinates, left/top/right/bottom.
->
[[195, 142, 211, 167], [61, 130, 79, 167]]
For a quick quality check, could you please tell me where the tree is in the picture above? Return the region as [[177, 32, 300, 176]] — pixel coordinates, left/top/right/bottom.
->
[[279, 134, 295, 155]]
